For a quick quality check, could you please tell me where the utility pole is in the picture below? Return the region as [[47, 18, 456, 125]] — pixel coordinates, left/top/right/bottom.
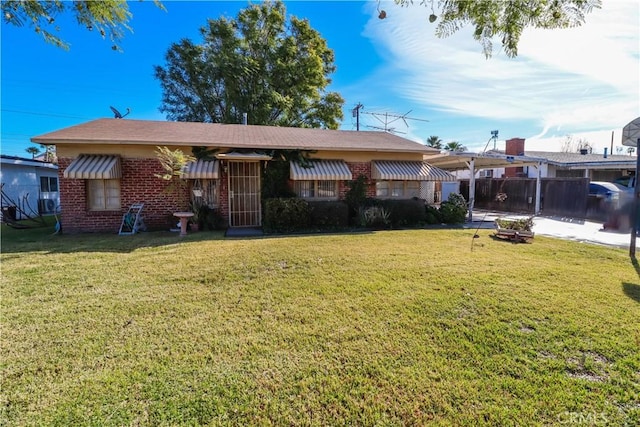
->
[[352, 103, 364, 131], [631, 137, 640, 257]]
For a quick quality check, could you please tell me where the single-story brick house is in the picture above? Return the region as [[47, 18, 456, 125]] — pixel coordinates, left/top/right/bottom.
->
[[32, 118, 455, 233]]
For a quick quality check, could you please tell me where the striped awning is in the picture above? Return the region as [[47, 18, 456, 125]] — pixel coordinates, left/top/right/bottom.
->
[[372, 161, 456, 181], [290, 160, 352, 180], [182, 159, 219, 179], [64, 155, 121, 179]]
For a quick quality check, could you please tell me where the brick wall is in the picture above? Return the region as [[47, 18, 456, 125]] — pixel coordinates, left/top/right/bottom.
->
[[344, 162, 375, 198], [59, 157, 190, 234], [505, 138, 525, 178]]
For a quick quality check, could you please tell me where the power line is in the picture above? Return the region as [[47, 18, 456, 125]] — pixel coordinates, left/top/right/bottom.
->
[[1, 109, 89, 119]]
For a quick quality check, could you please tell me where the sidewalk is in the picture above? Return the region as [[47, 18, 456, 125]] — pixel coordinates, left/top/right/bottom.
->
[[469, 210, 633, 249]]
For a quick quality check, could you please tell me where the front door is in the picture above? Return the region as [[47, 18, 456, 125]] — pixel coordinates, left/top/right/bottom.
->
[[228, 161, 262, 227]]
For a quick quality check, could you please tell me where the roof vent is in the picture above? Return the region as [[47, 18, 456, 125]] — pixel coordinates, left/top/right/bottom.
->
[[579, 148, 588, 155]]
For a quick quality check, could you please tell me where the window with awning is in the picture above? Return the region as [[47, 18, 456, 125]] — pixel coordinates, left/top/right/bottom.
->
[[371, 161, 456, 181], [63, 155, 122, 179], [289, 160, 352, 181]]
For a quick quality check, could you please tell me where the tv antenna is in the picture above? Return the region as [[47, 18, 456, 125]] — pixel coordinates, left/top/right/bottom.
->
[[110, 106, 130, 119], [361, 110, 429, 134]]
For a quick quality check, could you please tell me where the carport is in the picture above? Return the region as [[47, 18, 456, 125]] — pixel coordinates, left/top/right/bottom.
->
[[425, 151, 546, 221]]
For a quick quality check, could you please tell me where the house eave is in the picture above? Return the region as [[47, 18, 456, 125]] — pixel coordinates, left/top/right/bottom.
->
[[547, 160, 637, 170], [33, 138, 433, 155]]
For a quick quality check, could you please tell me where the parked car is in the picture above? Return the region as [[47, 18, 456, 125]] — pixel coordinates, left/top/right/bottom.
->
[[614, 175, 635, 188], [589, 181, 633, 211]]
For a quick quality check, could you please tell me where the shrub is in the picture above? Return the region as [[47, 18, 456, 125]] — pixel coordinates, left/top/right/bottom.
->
[[359, 206, 391, 229], [495, 217, 534, 231], [308, 201, 349, 229], [263, 198, 310, 233], [377, 198, 426, 227], [344, 175, 370, 224], [425, 204, 442, 224], [439, 193, 467, 224]]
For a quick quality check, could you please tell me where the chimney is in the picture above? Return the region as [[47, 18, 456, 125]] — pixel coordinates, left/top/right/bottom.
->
[[505, 138, 525, 178], [242, 113, 248, 125]]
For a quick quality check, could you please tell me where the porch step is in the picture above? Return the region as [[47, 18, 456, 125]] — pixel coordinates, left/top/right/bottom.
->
[[225, 227, 264, 238]]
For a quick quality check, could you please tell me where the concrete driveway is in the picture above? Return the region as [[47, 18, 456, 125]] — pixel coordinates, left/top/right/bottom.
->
[[470, 210, 633, 249]]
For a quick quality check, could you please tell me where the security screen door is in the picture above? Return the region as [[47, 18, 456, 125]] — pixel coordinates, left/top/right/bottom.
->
[[228, 161, 261, 227]]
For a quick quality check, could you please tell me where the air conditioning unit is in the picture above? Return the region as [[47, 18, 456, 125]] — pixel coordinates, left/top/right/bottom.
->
[[38, 198, 56, 214], [479, 170, 493, 178]]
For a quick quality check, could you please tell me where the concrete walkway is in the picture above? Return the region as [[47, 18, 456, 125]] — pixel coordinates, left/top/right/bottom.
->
[[470, 210, 633, 249]]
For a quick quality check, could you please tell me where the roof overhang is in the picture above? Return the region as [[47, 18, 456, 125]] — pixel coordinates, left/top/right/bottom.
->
[[424, 152, 545, 171], [290, 160, 352, 180], [63, 155, 121, 179], [547, 160, 637, 170], [372, 160, 457, 181]]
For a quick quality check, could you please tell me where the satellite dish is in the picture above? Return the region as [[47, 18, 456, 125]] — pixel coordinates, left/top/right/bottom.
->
[[109, 106, 130, 119]]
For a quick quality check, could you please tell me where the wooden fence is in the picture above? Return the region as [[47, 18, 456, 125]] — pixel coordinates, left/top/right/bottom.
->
[[459, 178, 591, 218]]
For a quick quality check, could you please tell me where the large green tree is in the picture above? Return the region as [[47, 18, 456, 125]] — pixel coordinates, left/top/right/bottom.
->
[[2, 0, 164, 50], [154, 1, 344, 129], [395, 0, 601, 57]]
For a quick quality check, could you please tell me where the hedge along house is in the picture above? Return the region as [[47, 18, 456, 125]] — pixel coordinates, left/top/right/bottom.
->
[[32, 118, 455, 233]]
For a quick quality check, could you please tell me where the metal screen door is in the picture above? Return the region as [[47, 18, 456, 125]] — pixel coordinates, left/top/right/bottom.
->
[[228, 161, 262, 227]]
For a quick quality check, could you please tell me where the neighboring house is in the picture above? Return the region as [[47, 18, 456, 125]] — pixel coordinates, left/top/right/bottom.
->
[[31, 118, 455, 233], [449, 138, 636, 181], [0, 155, 59, 220], [514, 151, 635, 181]]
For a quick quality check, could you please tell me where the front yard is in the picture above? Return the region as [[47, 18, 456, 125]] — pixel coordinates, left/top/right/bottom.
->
[[1, 225, 639, 425]]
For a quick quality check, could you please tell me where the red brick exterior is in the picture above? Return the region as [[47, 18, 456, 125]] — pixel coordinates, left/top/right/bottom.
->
[[343, 162, 376, 198], [58, 157, 380, 233], [505, 138, 525, 178], [58, 157, 190, 233]]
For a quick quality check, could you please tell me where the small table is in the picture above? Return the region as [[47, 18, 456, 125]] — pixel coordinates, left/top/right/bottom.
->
[[173, 211, 194, 237]]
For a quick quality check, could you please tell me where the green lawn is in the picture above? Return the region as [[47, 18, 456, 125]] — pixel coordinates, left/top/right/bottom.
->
[[1, 224, 639, 426]]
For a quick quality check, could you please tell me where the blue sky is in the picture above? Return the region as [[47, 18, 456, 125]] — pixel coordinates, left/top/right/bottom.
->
[[2, 0, 638, 158]]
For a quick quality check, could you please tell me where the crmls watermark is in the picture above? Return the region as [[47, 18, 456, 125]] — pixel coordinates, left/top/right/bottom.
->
[[556, 411, 609, 425]]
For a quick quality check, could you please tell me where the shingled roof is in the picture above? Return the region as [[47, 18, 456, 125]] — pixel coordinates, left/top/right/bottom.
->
[[32, 119, 436, 154]]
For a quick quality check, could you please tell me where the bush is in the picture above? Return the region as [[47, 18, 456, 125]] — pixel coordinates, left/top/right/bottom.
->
[[263, 198, 310, 233], [495, 217, 533, 231], [344, 175, 370, 224], [308, 201, 349, 229], [377, 198, 426, 227], [439, 193, 467, 224], [359, 206, 391, 229], [425, 205, 442, 224]]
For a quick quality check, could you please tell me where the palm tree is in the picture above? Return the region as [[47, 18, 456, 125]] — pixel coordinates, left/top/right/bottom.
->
[[444, 141, 467, 152], [426, 135, 442, 149], [25, 146, 40, 159]]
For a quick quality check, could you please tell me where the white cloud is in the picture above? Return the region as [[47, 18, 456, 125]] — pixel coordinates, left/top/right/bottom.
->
[[359, 0, 639, 141]]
